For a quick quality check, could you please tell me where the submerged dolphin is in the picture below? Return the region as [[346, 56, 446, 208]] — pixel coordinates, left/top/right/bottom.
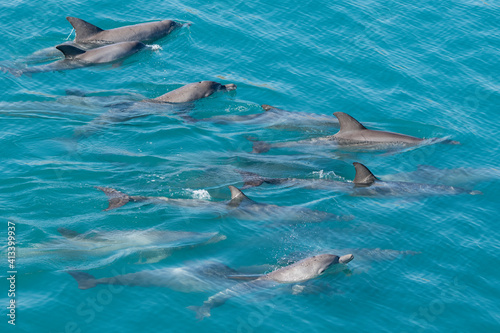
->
[[96, 185, 351, 223], [66, 16, 182, 45], [19, 227, 225, 265], [56, 227, 225, 264], [188, 253, 354, 320], [239, 162, 481, 197], [252, 112, 459, 153], [73, 80, 237, 138], [68, 261, 241, 292], [12, 41, 145, 76], [189, 104, 339, 129]]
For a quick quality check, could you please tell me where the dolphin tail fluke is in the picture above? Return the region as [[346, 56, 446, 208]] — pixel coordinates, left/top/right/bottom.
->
[[68, 271, 98, 290], [95, 186, 131, 211], [236, 170, 265, 189], [66, 17, 104, 42], [187, 305, 211, 321], [251, 140, 271, 154]]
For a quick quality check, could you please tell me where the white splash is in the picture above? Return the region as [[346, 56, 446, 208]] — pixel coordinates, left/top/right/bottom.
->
[[149, 44, 163, 51], [188, 189, 211, 200]]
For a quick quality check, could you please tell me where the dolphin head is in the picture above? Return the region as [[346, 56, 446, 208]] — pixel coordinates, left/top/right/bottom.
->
[[159, 20, 183, 33]]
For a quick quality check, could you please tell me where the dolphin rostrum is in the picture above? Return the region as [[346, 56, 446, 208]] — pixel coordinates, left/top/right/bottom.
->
[[188, 253, 354, 320], [252, 112, 459, 153], [238, 163, 481, 196], [13, 41, 145, 76], [66, 17, 182, 45], [96, 185, 352, 223]]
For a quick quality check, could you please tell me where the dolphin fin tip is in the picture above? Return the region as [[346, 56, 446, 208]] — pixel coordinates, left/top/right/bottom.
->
[[67, 271, 97, 290]]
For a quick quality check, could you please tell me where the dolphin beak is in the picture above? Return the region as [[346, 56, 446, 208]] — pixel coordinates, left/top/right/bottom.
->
[[339, 254, 354, 264], [223, 83, 237, 91]]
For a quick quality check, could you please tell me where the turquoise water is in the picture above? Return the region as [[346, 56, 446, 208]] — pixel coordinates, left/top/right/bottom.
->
[[1, 0, 499, 332]]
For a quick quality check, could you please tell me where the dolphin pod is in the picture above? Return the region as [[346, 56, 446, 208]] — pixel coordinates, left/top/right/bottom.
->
[[238, 162, 481, 197], [8, 15, 475, 321], [252, 111, 460, 153]]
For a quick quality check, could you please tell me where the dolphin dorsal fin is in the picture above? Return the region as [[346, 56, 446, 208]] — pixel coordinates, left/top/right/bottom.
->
[[228, 185, 251, 207], [353, 162, 378, 185], [66, 17, 104, 42], [56, 44, 86, 59], [334, 112, 366, 132]]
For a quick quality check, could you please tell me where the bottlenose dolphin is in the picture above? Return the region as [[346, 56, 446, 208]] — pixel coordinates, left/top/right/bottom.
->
[[190, 104, 339, 129], [238, 162, 481, 196], [68, 261, 241, 292], [188, 253, 354, 320], [72, 80, 237, 138], [252, 112, 459, 153], [12, 41, 145, 76], [19, 228, 225, 265], [96, 185, 351, 223], [66, 17, 182, 45], [56, 227, 226, 264]]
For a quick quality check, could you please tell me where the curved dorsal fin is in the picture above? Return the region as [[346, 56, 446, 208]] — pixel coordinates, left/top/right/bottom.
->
[[56, 44, 86, 59], [66, 17, 104, 42], [353, 162, 378, 185], [333, 112, 366, 132], [228, 185, 251, 207]]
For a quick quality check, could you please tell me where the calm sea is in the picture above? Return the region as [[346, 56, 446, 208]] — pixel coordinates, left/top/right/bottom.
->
[[1, 0, 499, 332]]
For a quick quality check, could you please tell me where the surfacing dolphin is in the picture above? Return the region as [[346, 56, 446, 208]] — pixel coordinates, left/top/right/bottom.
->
[[73, 80, 237, 139], [188, 253, 354, 320], [252, 112, 459, 153], [96, 185, 351, 223], [66, 16, 182, 46], [238, 162, 481, 197], [10, 41, 145, 76]]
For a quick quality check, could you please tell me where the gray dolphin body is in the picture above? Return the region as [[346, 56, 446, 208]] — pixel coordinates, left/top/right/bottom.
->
[[147, 81, 237, 104], [188, 253, 354, 320], [252, 112, 459, 153], [73, 81, 237, 138], [19, 228, 225, 266], [239, 163, 481, 197], [68, 261, 241, 292], [97, 185, 350, 223], [66, 17, 181, 45], [192, 104, 339, 129], [16, 41, 145, 75]]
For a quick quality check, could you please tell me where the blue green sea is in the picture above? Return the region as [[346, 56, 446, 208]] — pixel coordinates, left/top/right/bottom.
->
[[1, 0, 499, 332]]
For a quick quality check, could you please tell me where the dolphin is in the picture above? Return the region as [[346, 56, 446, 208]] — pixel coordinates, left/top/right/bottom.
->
[[19, 227, 225, 265], [96, 185, 351, 223], [68, 261, 241, 292], [145, 81, 237, 104], [238, 163, 481, 196], [188, 253, 354, 320], [252, 112, 459, 153], [66, 17, 182, 45], [72, 80, 237, 138], [189, 104, 339, 129], [13, 41, 145, 76]]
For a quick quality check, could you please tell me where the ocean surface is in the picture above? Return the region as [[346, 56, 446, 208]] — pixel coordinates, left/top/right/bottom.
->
[[1, 0, 499, 332]]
